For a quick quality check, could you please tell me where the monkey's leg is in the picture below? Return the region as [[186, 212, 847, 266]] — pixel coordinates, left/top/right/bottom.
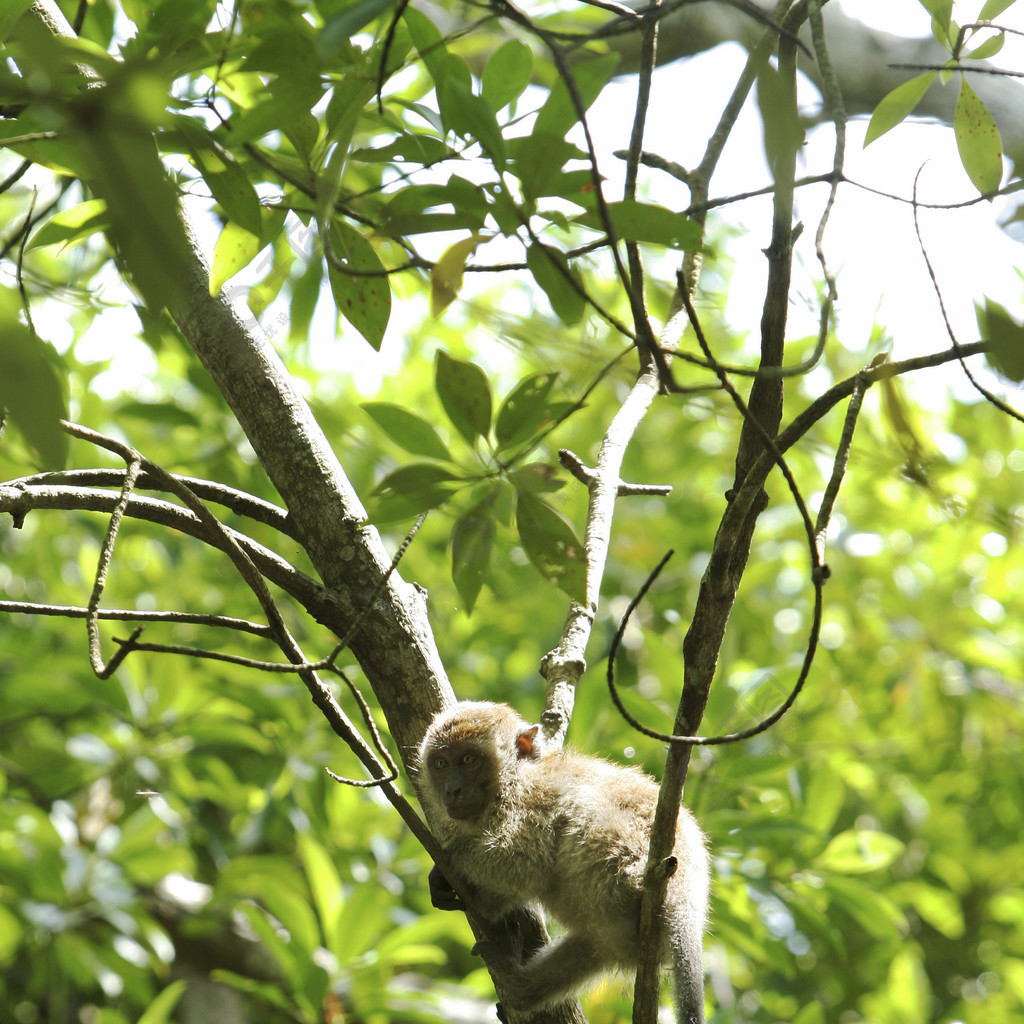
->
[[486, 931, 612, 1011]]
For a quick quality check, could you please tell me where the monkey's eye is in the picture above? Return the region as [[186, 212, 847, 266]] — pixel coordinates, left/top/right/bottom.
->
[[431, 756, 448, 771], [458, 751, 479, 767]]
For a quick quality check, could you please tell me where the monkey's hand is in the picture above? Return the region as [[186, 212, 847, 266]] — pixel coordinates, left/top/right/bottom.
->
[[428, 865, 465, 911], [471, 916, 526, 969]]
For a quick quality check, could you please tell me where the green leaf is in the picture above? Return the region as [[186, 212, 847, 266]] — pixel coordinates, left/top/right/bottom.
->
[[434, 350, 492, 444], [823, 876, 907, 940], [965, 30, 1004, 60], [333, 878, 389, 958], [918, 0, 953, 34], [791, 1005, 826, 1024], [515, 492, 585, 599], [864, 72, 936, 146], [891, 881, 965, 938], [402, 5, 446, 84], [436, 67, 506, 168], [370, 463, 460, 523], [352, 135, 453, 165], [318, 0, 403, 59], [323, 76, 377, 163], [511, 134, 589, 201], [28, 199, 109, 250], [0, 903, 22, 962], [434, 52, 472, 92], [361, 401, 452, 461], [756, 63, 803, 175], [495, 372, 558, 449], [230, 903, 299, 989], [574, 199, 701, 250], [119, 400, 202, 428], [482, 40, 533, 111], [954, 77, 1003, 193], [0, 0, 30, 40], [209, 969, 295, 1012], [261, 886, 322, 955], [185, 131, 262, 237], [137, 981, 188, 1024], [381, 177, 489, 235], [885, 949, 929, 1020], [978, 0, 1014, 17], [228, 71, 325, 147], [526, 243, 586, 325], [0, 299, 68, 468], [451, 492, 498, 614], [288, 250, 324, 341], [534, 53, 618, 137], [509, 464, 565, 494], [297, 833, 343, 952], [384, 180, 489, 227], [326, 220, 392, 350], [0, 108, 83, 177], [816, 829, 905, 874], [977, 298, 1024, 381], [70, 87, 194, 312]]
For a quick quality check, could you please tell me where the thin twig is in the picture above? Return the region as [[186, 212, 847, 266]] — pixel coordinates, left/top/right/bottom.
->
[[911, 173, 1024, 424], [0, 600, 272, 635], [60, 423, 407, 798], [86, 456, 143, 678], [814, 370, 868, 548], [608, 284, 827, 748]]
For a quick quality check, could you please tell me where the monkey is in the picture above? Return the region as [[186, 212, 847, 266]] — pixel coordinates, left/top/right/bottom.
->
[[416, 701, 710, 1024]]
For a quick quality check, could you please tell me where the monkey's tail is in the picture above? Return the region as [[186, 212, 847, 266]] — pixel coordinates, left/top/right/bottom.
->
[[668, 909, 706, 1024]]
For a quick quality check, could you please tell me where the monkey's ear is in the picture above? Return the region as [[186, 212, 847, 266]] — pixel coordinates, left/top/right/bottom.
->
[[515, 725, 540, 759]]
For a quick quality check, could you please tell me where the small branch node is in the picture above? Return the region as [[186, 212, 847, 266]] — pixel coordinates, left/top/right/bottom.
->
[[558, 448, 593, 485]]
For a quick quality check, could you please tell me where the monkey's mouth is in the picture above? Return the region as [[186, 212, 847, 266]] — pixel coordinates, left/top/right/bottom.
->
[[446, 802, 484, 820]]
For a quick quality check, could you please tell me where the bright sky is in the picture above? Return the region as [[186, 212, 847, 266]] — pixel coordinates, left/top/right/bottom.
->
[[615, 0, 1024, 409]]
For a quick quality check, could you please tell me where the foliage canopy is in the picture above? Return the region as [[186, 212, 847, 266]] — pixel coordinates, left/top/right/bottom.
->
[[1, 1, 1024, 1023]]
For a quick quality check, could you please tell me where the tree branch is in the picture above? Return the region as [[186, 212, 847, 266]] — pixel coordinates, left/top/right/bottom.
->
[[24, 0, 450, 760]]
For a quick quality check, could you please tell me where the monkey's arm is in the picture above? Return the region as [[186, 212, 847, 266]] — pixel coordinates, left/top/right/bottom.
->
[[428, 862, 528, 923], [428, 864, 464, 911]]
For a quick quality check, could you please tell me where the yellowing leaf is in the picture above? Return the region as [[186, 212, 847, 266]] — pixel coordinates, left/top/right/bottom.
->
[[431, 232, 486, 317], [954, 78, 1003, 194], [209, 221, 262, 297]]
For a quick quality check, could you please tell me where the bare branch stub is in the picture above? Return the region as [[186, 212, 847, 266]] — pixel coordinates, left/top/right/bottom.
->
[[558, 448, 672, 496]]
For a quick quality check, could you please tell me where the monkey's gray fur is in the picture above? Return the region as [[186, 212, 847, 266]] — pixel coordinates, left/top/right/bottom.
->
[[417, 701, 710, 1023]]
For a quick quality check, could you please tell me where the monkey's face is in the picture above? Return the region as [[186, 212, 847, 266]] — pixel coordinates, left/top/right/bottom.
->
[[427, 742, 494, 821]]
